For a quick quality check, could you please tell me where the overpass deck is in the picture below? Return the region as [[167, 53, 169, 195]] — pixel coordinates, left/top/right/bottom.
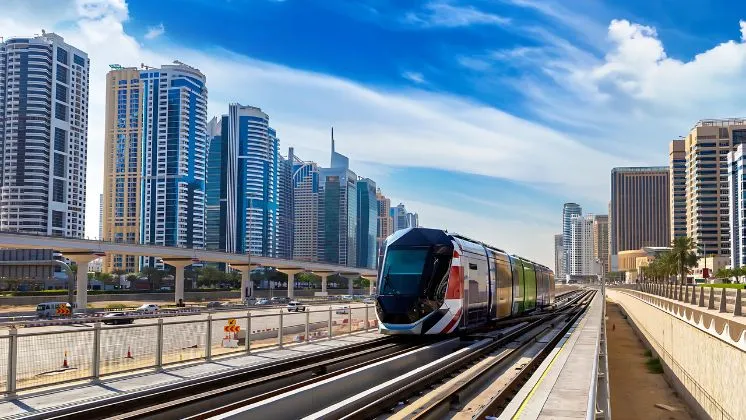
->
[[500, 288, 608, 420]]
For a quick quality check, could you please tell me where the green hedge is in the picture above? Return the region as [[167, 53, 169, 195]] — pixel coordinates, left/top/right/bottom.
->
[[702, 284, 745, 289]]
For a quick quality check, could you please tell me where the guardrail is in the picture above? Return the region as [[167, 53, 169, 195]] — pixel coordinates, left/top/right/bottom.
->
[[1, 304, 377, 397]]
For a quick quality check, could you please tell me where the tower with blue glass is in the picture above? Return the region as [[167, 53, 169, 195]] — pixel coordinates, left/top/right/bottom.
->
[[356, 178, 378, 269]]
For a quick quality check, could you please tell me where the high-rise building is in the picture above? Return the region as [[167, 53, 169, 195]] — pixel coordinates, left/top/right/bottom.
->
[[99, 193, 103, 240], [376, 189, 393, 255], [554, 234, 564, 278], [592, 215, 609, 275], [277, 148, 294, 260], [292, 158, 319, 262], [669, 139, 687, 240], [610, 167, 670, 270], [407, 212, 419, 228], [203, 104, 279, 257], [0, 32, 89, 237], [102, 67, 141, 272], [561, 203, 582, 279], [569, 214, 594, 276], [140, 63, 207, 266], [729, 144, 746, 268], [391, 203, 409, 232], [356, 178, 377, 269], [686, 119, 746, 258], [319, 134, 357, 266]]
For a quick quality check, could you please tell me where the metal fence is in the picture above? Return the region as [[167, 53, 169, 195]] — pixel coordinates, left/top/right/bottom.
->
[[3, 304, 377, 397]]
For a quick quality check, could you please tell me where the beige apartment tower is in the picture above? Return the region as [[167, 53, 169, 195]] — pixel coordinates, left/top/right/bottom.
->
[[377, 189, 393, 256], [610, 167, 670, 270], [669, 140, 686, 241], [592, 215, 609, 275], [685, 119, 746, 258], [102, 68, 142, 273]]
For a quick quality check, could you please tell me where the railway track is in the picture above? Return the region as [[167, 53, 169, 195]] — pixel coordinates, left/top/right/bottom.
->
[[188, 290, 594, 419], [37, 289, 591, 420]]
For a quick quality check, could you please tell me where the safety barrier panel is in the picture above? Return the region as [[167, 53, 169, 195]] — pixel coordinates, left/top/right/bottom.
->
[[0, 304, 377, 397]]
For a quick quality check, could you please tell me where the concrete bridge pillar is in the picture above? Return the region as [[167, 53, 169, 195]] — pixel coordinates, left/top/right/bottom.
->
[[276, 268, 302, 299], [339, 272, 358, 296], [66, 253, 100, 313], [312, 271, 335, 296], [230, 263, 258, 301], [163, 259, 193, 305], [735, 289, 743, 316]]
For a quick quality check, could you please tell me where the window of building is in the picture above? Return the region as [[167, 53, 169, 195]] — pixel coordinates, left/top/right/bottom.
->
[[54, 128, 66, 152], [55, 64, 68, 83], [56, 47, 68, 65], [55, 84, 67, 102], [53, 153, 66, 177], [73, 54, 86, 67], [54, 103, 67, 121], [52, 211, 64, 228], [53, 179, 65, 202]]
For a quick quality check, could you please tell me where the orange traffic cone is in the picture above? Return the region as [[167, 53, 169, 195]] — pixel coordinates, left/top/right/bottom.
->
[[126, 345, 134, 359], [62, 350, 69, 369]]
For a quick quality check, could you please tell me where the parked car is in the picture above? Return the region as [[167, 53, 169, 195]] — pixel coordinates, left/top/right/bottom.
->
[[243, 297, 257, 306], [271, 296, 291, 304], [256, 298, 271, 305], [103, 312, 134, 325], [206, 301, 225, 309], [287, 301, 307, 312], [136, 303, 159, 313], [335, 305, 350, 315]]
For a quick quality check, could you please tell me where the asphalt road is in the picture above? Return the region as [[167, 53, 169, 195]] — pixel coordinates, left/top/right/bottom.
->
[[1, 302, 376, 391]]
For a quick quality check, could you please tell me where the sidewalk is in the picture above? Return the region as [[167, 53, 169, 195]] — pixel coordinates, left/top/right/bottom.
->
[[0, 331, 381, 419]]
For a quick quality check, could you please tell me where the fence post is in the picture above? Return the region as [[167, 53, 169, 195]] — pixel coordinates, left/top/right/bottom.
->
[[735, 289, 743, 316], [365, 305, 369, 332], [692, 285, 698, 305], [279, 309, 284, 349], [684, 284, 689, 303], [698, 286, 705, 307], [719, 288, 728, 313], [205, 315, 213, 361], [7, 327, 17, 398], [305, 309, 310, 343], [328, 306, 333, 340], [708, 287, 715, 310], [156, 318, 164, 371], [246, 311, 251, 354], [92, 322, 101, 381]]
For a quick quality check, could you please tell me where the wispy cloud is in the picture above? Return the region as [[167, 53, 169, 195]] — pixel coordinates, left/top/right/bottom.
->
[[405, 1, 510, 28], [402, 71, 425, 84], [144, 23, 164, 40]]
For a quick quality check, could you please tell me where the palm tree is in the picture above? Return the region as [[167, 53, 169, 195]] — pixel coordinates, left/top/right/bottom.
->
[[669, 237, 698, 285], [715, 267, 733, 282]]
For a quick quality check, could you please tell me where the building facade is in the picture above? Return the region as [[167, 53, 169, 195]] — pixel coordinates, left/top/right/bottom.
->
[[204, 104, 279, 257], [376, 189, 393, 256], [561, 203, 582, 279], [102, 67, 141, 272], [610, 167, 670, 270], [0, 32, 89, 237], [686, 119, 746, 258], [291, 158, 319, 262], [554, 234, 564, 279], [569, 214, 594, 276], [592, 215, 609, 275], [669, 139, 687, 241], [356, 178, 377, 269], [277, 148, 294, 259], [390, 203, 409, 232], [140, 63, 208, 265], [729, 144, 746, 268], [407, 212, 419, 229], [318, 138, 357, 266]]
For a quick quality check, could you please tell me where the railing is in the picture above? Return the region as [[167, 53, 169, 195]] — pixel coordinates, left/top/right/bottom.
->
[[1, 304, 377, 397]]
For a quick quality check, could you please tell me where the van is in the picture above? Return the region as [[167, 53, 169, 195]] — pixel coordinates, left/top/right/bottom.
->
[[36, 302, 74, 318]]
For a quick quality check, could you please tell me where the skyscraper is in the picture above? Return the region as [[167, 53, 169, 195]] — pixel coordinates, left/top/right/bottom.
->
[[292, 158, 319, 262], [610, 167, 670, 269], [407, 212, 420, 228], [203, 104, 279, 256], [561, 203, 582, 279], [102, 67, 142, 272], [686, 119, 746, 258], [99, 193, 103, 240], [569, 214, 594, 276], [592, 215, 609, 275], [669, 139, 686, 240], [730, 144, 746, 268], [0, 32, 89, 237], [140, 63, 207, 264], [376, 189, 393, 255], [356, 178, 377, 269], [554, 234, 564, 279], [277, 148, 294, 260], [391, 203, 409, 232], [319, 133, 357, 266]]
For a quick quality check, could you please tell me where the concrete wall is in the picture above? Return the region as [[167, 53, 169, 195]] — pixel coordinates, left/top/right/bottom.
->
[[608, 289, 744, 420]]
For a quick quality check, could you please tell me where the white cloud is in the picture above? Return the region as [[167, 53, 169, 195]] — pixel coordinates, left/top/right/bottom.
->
[[4, 0, 622, 260], [405, 1, 510, 28], [402, 71, 425, 84], [144, 23, 165, 40]]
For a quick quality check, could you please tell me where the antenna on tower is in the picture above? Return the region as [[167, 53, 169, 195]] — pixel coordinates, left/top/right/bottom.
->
[[331, 126, 335, 153]]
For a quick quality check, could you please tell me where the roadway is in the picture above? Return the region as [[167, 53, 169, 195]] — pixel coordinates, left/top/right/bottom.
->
[[2, 302, 375, 391]]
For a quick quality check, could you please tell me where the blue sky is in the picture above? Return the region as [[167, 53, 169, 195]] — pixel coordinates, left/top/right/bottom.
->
[[6, 0, 746, 267]]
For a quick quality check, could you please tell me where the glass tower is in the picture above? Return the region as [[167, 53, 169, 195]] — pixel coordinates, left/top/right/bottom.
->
[[319, 136, 357, 266], [356, 178, 378, 269]]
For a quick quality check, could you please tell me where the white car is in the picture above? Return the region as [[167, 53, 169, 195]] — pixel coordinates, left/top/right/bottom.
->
[[136, 303, 159, 313], [256, 298, 270, 305], [335, 306, 350, 315], [287, 301, 307, 312], [363, 298, 375, 304]]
